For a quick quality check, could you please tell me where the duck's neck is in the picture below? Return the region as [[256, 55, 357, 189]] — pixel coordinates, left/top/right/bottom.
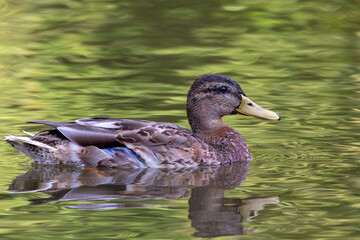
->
[[190, 117, 226, 136], [187, 102, 250, 162], [187, 109, 229, 143], [188, 109, 250, 162]]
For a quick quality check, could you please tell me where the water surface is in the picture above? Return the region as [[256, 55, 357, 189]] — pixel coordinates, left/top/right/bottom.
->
[[0, 0, 359, 239]]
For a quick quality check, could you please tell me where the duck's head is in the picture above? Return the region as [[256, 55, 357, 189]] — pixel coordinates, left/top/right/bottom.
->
[[186, 74, 280, 132]]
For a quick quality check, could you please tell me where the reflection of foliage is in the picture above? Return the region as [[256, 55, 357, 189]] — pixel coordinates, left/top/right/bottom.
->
[[0, 0, 359, 156], [2, 0, 359, 80], [0, 1, 360, 239]]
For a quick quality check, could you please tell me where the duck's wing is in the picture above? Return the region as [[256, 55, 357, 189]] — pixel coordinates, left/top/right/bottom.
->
[[28, 120, 118, 148], [29, 118, 217, 167], [75, 117, 189, 131], [76, 118, 217, 167]]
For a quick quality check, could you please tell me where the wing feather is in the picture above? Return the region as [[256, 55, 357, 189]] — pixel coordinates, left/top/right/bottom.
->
[[58, 125, 117, 147]]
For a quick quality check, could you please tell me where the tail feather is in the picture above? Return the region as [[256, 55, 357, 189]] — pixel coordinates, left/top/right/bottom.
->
[[22, 130, 35, 136], [27, 120, 75, 128], [4, 135, 57, 151]]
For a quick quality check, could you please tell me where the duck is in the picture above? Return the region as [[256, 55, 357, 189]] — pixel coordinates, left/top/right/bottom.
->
[[5, 74, 280, 168]]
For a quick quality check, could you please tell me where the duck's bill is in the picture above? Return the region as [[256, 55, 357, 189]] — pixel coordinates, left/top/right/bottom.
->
[[236, 95, 281, 121]]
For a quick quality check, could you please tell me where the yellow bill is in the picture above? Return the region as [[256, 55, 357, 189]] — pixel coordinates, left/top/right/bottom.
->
[[236, 95, 281, 121]]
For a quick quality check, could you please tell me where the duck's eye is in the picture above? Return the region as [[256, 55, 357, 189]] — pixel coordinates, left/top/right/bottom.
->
[[219, 86, 228, 93]]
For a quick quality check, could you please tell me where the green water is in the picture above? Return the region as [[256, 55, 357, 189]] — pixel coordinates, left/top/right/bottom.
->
[[1, 0, 359, 239]]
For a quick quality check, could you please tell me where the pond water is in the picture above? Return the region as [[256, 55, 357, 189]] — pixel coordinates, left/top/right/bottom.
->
[[0, 0, 359, 239]]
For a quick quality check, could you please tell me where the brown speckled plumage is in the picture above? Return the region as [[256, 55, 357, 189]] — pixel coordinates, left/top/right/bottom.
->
[[5, 74, 280, 168]]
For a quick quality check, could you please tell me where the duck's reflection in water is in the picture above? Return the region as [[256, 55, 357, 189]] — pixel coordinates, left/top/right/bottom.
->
[[9, 160, 279, 237]]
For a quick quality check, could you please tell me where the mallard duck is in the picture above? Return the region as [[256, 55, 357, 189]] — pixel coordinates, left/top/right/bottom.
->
[[5, 74, 280, 168]]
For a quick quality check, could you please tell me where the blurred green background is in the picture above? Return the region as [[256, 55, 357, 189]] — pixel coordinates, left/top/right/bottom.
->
[[0, 0, 359, 239]]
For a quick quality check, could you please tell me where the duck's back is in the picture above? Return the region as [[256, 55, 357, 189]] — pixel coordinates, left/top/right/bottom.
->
[[84, 118, 218, 167], [6, 118, 223, 168]]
